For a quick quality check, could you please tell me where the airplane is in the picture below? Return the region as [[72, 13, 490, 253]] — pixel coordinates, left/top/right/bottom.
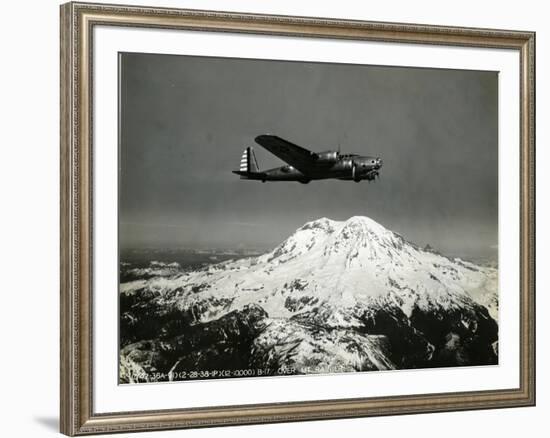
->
[[232, 134, 383, 184]]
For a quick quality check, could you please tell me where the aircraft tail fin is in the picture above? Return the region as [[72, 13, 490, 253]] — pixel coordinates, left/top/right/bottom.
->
[[238, 147, 260, 176]]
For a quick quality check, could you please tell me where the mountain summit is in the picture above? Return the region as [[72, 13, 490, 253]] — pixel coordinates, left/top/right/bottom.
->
[[119, 216, 498, 383]]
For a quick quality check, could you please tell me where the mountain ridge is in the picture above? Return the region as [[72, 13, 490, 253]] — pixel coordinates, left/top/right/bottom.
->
[[119, 216, 498, 383]]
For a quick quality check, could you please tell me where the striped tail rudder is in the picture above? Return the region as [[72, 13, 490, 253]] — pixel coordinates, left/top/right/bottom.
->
[[239, 147, 259, 174], [239, 148, 249, 172]]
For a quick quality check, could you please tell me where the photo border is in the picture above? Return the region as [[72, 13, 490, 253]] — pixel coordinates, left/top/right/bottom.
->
[[60, 2, 535, 435]]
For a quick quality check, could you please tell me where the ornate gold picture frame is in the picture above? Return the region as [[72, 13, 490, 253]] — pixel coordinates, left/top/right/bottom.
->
[[60, 2, 535, 435]]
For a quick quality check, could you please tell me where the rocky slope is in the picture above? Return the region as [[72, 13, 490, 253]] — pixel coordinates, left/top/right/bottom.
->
[[119, 216, 498, 383]]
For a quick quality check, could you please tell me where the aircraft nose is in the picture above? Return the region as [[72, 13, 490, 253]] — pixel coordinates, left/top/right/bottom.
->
[[377, 158, 383, 168]]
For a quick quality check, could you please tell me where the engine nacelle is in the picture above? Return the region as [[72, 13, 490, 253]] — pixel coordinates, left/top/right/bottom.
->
[[352, 159, 371, 181], [315, 151, 339, 163], [352, 160, 379, 182]]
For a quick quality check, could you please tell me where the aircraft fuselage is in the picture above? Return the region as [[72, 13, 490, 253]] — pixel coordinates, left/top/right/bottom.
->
[[246, 155, 381, 183]]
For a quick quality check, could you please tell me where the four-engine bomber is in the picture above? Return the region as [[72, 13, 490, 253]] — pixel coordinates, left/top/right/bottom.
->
[[233, 135, 383, 184]]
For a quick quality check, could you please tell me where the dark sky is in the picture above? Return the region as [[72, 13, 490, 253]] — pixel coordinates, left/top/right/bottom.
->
[[119, 53, 498, 257]]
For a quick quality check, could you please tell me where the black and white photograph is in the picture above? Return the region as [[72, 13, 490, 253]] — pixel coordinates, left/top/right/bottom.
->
[[118, 52, 499, 384]]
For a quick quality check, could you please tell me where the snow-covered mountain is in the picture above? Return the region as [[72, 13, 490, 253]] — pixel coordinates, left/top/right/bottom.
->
[[119, 216, 498, 384]]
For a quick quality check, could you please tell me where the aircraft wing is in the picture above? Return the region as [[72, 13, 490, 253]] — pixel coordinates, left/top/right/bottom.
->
[[254, 135, 317, 176]]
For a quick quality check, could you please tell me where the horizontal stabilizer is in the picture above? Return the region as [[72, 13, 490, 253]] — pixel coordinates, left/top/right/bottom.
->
[[232, 170, 265, 179]]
